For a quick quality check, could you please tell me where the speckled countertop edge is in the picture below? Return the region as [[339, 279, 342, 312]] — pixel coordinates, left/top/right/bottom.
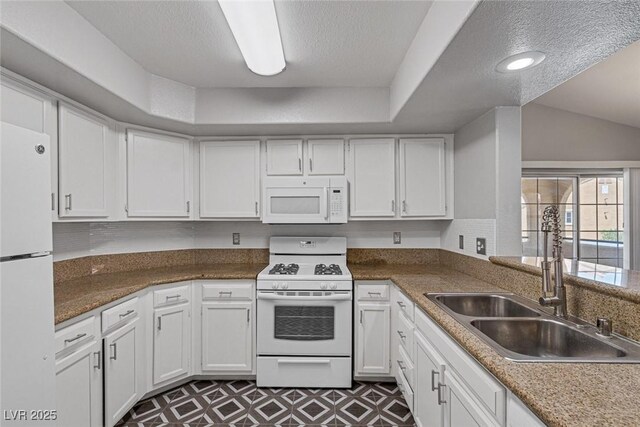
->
[[490, 256, 640, 304]]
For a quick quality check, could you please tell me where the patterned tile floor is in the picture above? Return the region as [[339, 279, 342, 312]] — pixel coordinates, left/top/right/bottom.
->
[[117, 379, 415, 426]]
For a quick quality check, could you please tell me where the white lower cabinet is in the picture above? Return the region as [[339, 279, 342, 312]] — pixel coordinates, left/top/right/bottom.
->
[[104, 317, 141, 427], [414, 331, 445, 427], [201, 300, 253, 372], [55, 340, 102, 427], [153, 302, 191, 385], [355, 302, 390, 375], [445, 371, 496, 427]]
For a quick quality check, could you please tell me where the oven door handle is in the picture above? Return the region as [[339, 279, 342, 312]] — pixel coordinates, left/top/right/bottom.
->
[[277, 359, 331, 365], [257, 292, 351, 301]]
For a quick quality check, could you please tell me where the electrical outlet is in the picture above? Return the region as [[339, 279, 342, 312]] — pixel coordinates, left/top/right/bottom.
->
[[459, 235, 464, 250], [393, 232, 402, 244], [232, 233, 240, 245], [476, 238, 486, 255]]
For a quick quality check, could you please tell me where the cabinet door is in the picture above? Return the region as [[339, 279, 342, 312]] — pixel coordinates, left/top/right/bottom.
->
[[104, 319, 139, 427], [444, 371, 495, 427], [200, 140, 260, 218], [127, 130, 191, 217], [414, 332, 444, 427], [55, 341, 102, 427], [308, 139, 344, 175], [399, 138, 446, 217], [202, 301, 252, 372], [355, 302, 390, 375], [266, 139, 303, 175], [58, 104, 109, 217], [349, 139, 396, 217], [153, 304, 190, 385]]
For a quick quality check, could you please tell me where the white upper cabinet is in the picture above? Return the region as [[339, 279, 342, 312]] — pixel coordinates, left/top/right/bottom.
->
[[58, 104, 109, 218], [126, 130, 192, 218], [200, 140, 261, 218], [348, 138, 396, 217], [307, 139, 344, 175], [399, 138, 446, 217], [0, 79, 49, 133], [266, 139, 303, 175]]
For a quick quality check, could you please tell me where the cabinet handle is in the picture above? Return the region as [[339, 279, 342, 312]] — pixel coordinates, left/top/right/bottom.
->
[[247, 308, 250, 323], [298, 158, 302, 172], [368, 292, 381, 297], [397, 360, 406, 371], [402, 200, 407, 213], [93, 351, 101, 369], [431, 370, 439, 391], [359, 310, 363, 324], [119, 309, 134, 318], [165, 295, 181, 301], [437, 383, 446, 405], [310, 158, 313, 172], [64, 333, 86, 344], [397, 330, 406, 339], [219, 291, 232, 297], [65, 194, 72, 211], [391, 200, 395, 212], [255, 201, 259, 215], [186, 201, 190, 213], [397, 300, 406, 308], [109, 343, 117, 360], [51, 193, 55, 211], [157, 316, 162, 331]]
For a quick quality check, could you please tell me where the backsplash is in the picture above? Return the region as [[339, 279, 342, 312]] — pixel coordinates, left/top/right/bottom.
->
[[440, 219, 497, 259]]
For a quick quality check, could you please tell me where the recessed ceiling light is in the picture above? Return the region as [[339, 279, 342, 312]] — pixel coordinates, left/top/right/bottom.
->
[[496, 51, 546, 73], [219, 0, 286, 76]]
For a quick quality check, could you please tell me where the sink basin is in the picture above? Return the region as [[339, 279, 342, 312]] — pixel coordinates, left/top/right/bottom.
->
[[471, 319, 626, 359], [433, 294, 540, 318]]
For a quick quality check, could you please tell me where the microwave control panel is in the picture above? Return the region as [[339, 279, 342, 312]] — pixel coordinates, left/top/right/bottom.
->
[[330, 189, 345, 217]]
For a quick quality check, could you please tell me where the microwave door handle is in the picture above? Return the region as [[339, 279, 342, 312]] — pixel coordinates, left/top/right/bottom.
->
[[325, 187, 330, 221]]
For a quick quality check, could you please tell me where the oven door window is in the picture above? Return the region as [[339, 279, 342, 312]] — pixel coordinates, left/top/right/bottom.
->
[[274, 306, 335, 341]]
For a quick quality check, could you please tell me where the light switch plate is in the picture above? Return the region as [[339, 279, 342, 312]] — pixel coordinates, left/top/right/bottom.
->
[[459, 235, 464, 250], [393, 232, 401, 244], [476, 238, 486, 255], [232, 233, 240, 245]]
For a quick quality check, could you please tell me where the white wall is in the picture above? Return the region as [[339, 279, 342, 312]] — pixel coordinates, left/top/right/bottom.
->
[[522, 103, 640, 161], [52, 221, 443, 261], [442, 107, 522, 258]]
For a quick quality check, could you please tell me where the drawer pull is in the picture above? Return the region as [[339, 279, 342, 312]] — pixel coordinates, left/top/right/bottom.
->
[[397, 300, 406, 308], [397, 360, 407, 371], [219, 291, 233, 297], [431, 370, 439, 391], [64, 333, 86, 344], [437, 383, 446, 405], [397, 330, 406, 339], [247, 308, 250, 323], [93, 351, 101, 369], [367, 292, 382, 297], [109, 343, 117, 360], [157, 316, 162, 331], [119, 309, 135, 318], [165, 295, 181, 301]]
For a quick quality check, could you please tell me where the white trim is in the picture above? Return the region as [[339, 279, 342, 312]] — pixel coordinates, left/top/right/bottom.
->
[[522, 161, 640, 169], [624, 168, 640, 270]]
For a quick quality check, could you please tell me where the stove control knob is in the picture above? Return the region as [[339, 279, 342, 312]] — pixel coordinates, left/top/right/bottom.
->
[[320, 282, 327, 290], [329, 282, 337, 290], [272, 282, 279, 289], [281, 283, 288, 290]]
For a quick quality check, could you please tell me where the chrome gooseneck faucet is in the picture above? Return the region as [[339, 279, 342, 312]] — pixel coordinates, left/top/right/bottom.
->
[[539, 205, 568, 318]]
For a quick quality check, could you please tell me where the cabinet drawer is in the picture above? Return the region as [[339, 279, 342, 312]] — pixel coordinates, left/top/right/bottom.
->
[[396, 360, 414, 414], [55, 316, 96, 355], [397, 311, 414, 355], [397, 344, 415, 391], [395, 289, 415, 321], [416, 308, 506, 425], [356, 282, 390, 301], [202, 281, 253, 301], [153, 284, 190, 307], [101, 297, 139, 333]]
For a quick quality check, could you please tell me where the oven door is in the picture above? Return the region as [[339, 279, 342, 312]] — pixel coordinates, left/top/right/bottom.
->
[[257, 290, 352, 356], [263, 186, 329, 224]]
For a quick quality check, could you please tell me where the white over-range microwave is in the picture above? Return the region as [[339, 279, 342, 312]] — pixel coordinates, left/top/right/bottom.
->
[[262, 176, 348, 224]]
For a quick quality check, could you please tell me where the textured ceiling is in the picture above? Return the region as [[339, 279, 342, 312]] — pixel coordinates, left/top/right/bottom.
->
[[65, 0, 431, 88], [533, 40, 640, 129]]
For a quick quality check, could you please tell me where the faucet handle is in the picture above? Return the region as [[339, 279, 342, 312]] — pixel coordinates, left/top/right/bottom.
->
[[596, 317, 612, 337]]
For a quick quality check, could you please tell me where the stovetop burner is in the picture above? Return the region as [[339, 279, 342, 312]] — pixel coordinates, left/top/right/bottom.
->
[[269, 263, 300, 275], [314, 263, 343, 275]]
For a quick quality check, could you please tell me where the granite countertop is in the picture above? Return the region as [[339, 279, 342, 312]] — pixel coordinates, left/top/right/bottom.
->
[[491, 256, 640, 303], [54, 261, 640, 426], [54, 263, 266, 324], [352, 264, 640, 427]]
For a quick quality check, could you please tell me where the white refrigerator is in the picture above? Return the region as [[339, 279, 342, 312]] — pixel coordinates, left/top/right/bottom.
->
[[1, 122, 56, 425]]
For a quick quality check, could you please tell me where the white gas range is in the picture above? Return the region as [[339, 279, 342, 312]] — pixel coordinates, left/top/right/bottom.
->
[[256, 237, 353, 388]]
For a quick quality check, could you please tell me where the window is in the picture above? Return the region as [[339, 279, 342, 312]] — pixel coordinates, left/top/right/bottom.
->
[[521, 173, 624, 267]]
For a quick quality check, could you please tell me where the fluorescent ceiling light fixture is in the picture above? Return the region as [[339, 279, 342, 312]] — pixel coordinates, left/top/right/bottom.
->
[[496, 51, 546, 73], [218, 0, 286, 76]]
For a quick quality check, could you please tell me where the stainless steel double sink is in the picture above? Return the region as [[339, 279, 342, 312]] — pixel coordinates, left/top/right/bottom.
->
[[427, 293, 640, 363]]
